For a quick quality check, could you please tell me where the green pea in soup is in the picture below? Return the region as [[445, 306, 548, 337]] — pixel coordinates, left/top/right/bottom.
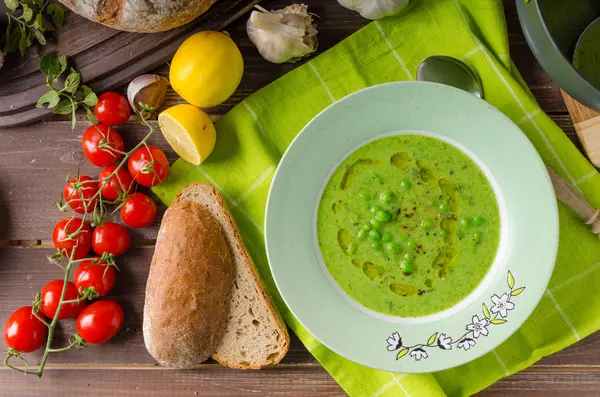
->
[[316, 134, 501, 317]]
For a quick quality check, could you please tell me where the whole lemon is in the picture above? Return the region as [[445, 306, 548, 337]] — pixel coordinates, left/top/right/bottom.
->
[[170, 31, 244, 108]]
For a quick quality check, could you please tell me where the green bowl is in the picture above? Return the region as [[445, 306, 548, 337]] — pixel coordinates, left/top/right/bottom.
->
[[517, 0, 600, 111]]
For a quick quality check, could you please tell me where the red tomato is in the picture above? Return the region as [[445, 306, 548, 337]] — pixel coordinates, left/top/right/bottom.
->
[[120, 193, 157, 228], [127, 146, 169, 187], [63, 175, 99, 214], [92, 222, 131, 257], [74, 258, 116, 297], [98, 166, 134, 200], [82, 124, 124, 167], [52, 218, 92, 260], [4, 306, 47, 352], [94, 92, 131, 126], [76, 300, 124, 344], [40, 280, 86, 320]]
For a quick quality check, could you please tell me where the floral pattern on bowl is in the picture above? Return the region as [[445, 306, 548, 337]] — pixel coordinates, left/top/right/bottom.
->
[[386, 271, 526, 361]]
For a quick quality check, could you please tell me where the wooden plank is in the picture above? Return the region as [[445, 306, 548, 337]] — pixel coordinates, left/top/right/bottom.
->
[[3, 246, 600, 369], [0, 121, 171, 241], [476, 367, 600, 396], [0, 247, 316, 365], [0, 112, 580, 241], [0, 366, 345, 397]]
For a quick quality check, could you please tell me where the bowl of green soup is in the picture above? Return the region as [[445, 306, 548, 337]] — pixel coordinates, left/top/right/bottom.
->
[[517, 0, 600, 111], [265, 82, 558, 373]]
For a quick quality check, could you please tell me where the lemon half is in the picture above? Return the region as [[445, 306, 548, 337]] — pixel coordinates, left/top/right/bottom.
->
[[158, 104, 216, 165]]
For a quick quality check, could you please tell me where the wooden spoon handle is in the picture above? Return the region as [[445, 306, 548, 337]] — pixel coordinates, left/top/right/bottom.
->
[[547, 167, 600, 237]]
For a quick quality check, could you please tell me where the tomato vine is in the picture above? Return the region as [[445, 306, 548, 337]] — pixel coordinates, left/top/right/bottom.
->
[[3, 56, 164, 376]]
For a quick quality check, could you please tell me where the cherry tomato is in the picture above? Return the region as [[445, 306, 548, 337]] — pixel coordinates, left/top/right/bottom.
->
[[94, 92, 131, 126], [98, 166, 134, 200], [63, 175, 99, 214], [82, 124, 124, 167], [40, 280, 86, 320], [92, 222, 131, 257], [76, 300, 124, 344], [127, 146, 169, 187], [120, 193, 157, 228], [4, 306, 47, 352], [52, 218, 92, 260], [74, 258, 116, 297]]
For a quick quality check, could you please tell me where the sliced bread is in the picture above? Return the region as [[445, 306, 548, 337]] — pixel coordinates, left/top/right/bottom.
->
[[173, 183, 290, 369]]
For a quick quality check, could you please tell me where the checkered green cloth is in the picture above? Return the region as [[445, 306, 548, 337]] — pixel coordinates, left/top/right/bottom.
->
[[153, 0, 600, 395]]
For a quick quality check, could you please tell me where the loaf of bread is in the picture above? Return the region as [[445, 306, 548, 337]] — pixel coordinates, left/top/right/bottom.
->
[[173, 183, 290, 369], [58, 0, 218, 33], [143, 200, 233, 368]]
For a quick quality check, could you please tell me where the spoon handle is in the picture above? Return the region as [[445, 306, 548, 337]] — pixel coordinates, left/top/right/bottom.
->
[[547, 167, 600, 237]]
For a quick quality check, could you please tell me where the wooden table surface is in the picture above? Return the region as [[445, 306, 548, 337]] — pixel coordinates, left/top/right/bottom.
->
[[0, 1, 596, 396]]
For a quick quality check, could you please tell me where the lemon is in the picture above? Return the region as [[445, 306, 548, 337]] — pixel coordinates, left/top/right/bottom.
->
[[170, 31, 244, 108], [158, 104, 216, 165]]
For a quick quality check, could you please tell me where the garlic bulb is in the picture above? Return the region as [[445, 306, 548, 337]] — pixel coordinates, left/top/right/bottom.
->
[[247, 4, 318, 64], [337, 0, 410, 20], [127, 74, 169, 114]]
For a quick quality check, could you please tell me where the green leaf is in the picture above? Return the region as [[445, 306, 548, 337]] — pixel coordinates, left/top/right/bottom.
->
[[33, 13, 43, 29], [491, 318, 507, 325], [18, 27, 27, 55], [483, 303, 491, 319], [22, 5, 33, 22], [33, 28, 46, 45], [71, 105, 77, 129], [46, 3, 65, 28], [25, 30, 34, 47], [511, 287, 526, 296], [36, 90, 59, 108], [81, 85, 98, 107], [4, 24, 18, 53], [41, 14, 55, 31], [396, 348, 409, 360], [57, 54, 67, 76], [4, 0, 18, 11], [426, 332, 438, 346], [63, 68, 81, 94], [508, 271, 515, 290], [40, 52, 61, 77], [85, 107, 97, 124], [52, 98, 73, 115]]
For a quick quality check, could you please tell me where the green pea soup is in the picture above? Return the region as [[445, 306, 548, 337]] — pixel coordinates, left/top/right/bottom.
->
[[316, 134, 501, 317]]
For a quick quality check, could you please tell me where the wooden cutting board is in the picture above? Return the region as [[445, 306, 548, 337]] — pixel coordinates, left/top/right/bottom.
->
[[0, 0, 260, 128], [561, 91, 600, 167]]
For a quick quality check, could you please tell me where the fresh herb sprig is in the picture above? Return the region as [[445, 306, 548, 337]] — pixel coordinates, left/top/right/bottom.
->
[[2, 0, 64, 56], [36, 52, 98, 129]]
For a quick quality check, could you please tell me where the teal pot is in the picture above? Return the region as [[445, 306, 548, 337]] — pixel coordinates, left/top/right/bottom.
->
[[517, 0, 600, 111]]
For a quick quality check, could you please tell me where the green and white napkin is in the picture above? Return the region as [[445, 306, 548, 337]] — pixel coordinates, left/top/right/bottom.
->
[[154, 1, 600, 395]]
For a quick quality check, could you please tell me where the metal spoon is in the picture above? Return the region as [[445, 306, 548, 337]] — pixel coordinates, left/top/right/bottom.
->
[[417, 55, 484, 99], [417, 55, 600, 237]]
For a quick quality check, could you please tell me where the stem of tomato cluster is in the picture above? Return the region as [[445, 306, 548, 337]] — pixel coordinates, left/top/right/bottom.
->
[[34, 250, 78, 377], [83, 118, 157, 210]]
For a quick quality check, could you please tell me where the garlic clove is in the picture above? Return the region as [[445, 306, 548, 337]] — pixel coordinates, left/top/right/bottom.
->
[[127, 74, 170, 114]]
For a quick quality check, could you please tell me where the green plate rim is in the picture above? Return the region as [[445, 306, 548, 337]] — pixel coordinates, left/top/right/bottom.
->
[[265, 81, 558, 373]]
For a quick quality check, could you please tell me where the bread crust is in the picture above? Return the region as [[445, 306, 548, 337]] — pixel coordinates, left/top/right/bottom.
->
[[58, 0, 218, 33], [143, 201, 233, 368], [173, 183, 290, 369]]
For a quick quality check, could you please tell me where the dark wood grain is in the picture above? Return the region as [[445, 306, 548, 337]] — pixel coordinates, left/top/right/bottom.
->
[[0, 247, 315, 366], [0, 112, 579, 242], [0, 0, 595, 396], [0, 0, 261, 128], [0, 366, 346, 396]]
